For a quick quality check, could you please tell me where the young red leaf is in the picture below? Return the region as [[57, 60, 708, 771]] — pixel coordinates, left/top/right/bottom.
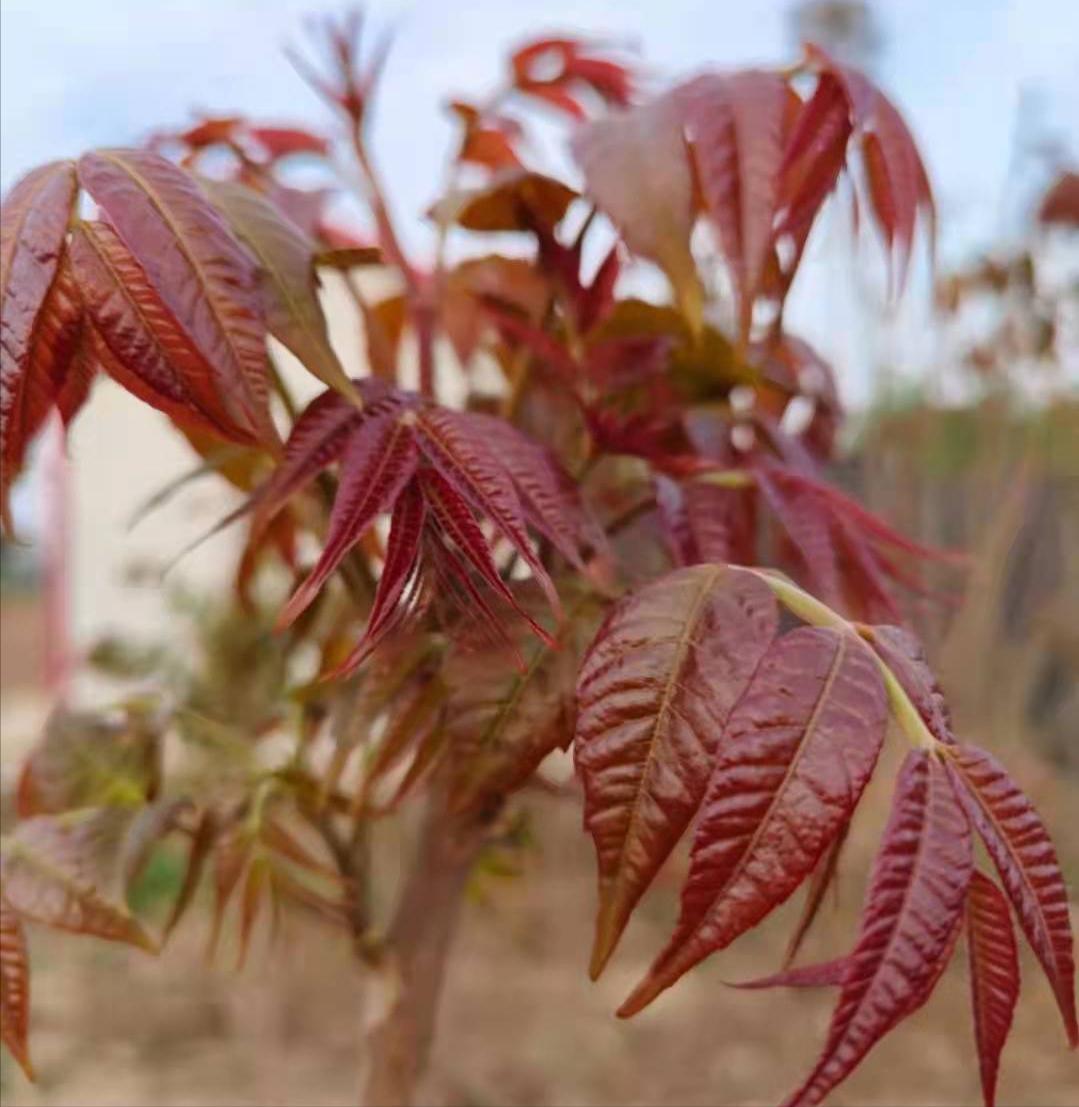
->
[[1, 160, 79, 526], [786, 750, 972, 1107], [0, 901, 33, 1081], [464, 410, 610, 577], [784, 820, 849, 967], [620, 627, 887, 1016], [418, 465, 554, 649], [77, 149, 277, 448], [572, 89, 703, 329], [776, 73, 852, 246], [966, 869, 1020, 1107], [757, 466, 843, 607], [278, 411, 418, 627], [329, 481, 427, 679], [684, 71, 791, 334], [416, 406, 561, 618], [945, 743, 1077, 1046], [575, 564, 778, 978], [201, 179, 358, 403]]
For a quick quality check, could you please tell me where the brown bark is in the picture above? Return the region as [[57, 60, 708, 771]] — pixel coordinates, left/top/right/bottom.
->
[[358, 798, 487, 1107]]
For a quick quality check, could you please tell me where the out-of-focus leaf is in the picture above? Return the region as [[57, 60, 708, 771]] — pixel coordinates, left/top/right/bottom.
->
[[77, 148, 277, 447], [431, 170, 576, 233], [966, 869, 1020, 1107], [684, 71, 792, 334], [446, 588, 601, 814], [572, 92, 703, 329], [202, 178, 358, 402], [620, 627, 886, 1015], [0, 901, 33, 1081], [787, 751, 972, 1106], [16, 707, 160, 817], [945, 744, 1077, 1046], [575, 564, 778, 978], [0, 160, 79, 528], [0, 808, 156, 951]]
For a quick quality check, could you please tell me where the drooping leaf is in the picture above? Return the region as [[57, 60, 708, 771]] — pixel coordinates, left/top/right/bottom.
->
[[77, 148, 277, 447], [0, 901, 33, 1081], [575, 564, 778, 978], [329, 481, 427, 679], [455, 410, 610, 577], [786, 750, 972, 1106], [0, 808, 156, 952], [277, 410, 418, 627], [0, 160, 79, 526], [965, 869, 1020, 1107], [70, 221, 256, 442], [684, 71, 792, 333], [945, 743, 1077, 1046], [620, 627, 887, 1015], [162, 809, 217, 941], [416, 405, 560, 617], [806, 46, 934, 287], [572, 91, 703, 328], [16, 707, 160, 817], [201, 178, 358, 402]]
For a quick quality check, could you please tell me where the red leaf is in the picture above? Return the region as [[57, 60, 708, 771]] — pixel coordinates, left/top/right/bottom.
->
[[966, 869, 1020, 1107], [0, 901, 33, 1081], [575, 564, 778, 977], [786, 750, 972, 1106], [1, 160, 79, 525], [246, 126, 330, 161], [945, 743, 1077, 1046], [620, 627, 887, 1015], [0, 809, 157, 953], [777, 73, 852, 245], [77, 149, 277, 448], [572, 89, 703, 328], [278, 411, 418, 627], [70, 221, 258, 443], [462, 410, 610, 576], [867, 625, 954, 744], [730, 956, 849, 991], [806, 46, 933, 288], [329, 481, 427, 679], [416, 406, 561, 618], [247, 389, 363, 535], [685, 71, 791, 333], [418, 465, 553, 649], [784, 819, 850, 966], [757, 466, 843, 607]]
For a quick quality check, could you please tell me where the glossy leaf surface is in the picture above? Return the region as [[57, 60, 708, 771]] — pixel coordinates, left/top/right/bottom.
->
[[945, 743, 1077, 1045], [575, 564, 778, 977], [787, 751, 972, 1106], [965, 869, 1020, 1107], [621, 628, 886, 1015]]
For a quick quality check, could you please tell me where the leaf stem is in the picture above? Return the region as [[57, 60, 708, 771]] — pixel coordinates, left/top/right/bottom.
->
[[748, 568, 939, 751]]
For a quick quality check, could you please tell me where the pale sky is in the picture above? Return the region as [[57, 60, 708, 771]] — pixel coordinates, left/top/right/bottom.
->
[[1, 0, 1076, 404]]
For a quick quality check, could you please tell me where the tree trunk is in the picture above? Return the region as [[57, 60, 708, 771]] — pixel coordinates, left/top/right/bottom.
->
[[358, 798, 486, 1107]]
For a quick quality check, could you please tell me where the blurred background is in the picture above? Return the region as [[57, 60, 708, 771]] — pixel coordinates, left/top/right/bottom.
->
[[1, 1, 1077, 1104]]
